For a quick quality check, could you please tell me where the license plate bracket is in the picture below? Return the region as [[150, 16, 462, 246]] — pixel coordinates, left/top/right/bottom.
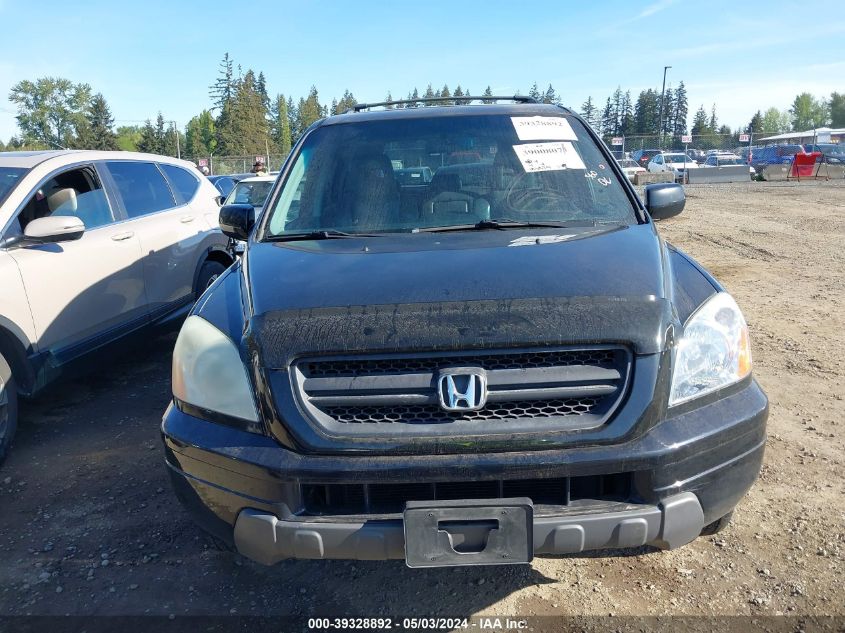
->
[[404, 497, 533, 568]]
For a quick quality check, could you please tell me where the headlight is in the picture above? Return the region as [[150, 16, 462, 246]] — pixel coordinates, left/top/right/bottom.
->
[[172, 315, 258, 423], [669, 292, 752, 406]]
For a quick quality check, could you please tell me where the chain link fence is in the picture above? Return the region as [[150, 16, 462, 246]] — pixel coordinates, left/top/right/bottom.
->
[[183, 154, 289, 176], [603, 133, 756, 157]]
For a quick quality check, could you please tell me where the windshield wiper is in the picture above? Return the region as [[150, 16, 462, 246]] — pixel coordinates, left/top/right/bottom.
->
[[415, 219, 596, 233], [265, 230, 382, 242]]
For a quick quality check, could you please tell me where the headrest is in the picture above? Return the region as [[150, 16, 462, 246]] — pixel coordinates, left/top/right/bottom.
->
[[47, 188, 78, 213]]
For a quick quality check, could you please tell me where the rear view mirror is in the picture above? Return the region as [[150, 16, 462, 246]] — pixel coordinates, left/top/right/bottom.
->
[[219, 204, 255, 241], [23, 216, 85, 243], [644, 183, 686, 220]]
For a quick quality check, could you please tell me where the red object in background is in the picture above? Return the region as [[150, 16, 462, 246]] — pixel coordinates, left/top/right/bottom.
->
[[791, 151, 821, 177]]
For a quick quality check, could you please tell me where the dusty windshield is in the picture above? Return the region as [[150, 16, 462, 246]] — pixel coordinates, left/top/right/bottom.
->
[[226, 179, 273, 208], [265, 113, 636, 236]]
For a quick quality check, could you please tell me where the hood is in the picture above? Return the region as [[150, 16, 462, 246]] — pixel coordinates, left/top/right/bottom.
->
[[244, 224, 675, 365]]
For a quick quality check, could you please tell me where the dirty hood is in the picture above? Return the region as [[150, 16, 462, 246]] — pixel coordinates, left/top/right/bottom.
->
[[244, 225, 674, 366]]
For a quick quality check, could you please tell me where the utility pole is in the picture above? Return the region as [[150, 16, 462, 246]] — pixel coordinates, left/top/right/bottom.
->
[[658, 66, 672, 149]]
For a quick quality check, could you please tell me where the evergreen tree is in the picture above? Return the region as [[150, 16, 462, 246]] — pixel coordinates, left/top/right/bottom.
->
[[830, 92, 845, 127], [660, 84, 675, 138], [482, 86, 493, 104], [209, 53, 234, 112], [543, 84, 559, 105], [633, 89, 660, 136], [708, 104, 718, 133], [453, 85, 465, 105], [619, 91, 634, 136], [336, 90, 357, 114], [185, 109, 216, 159], [384, 91, 394, 109], [600, 97, 615, 137], [256, 71, 270, 113], [690, 105, 708, 137], [79, 93, 117, 150], [137, 118, 162, 154], [330, 98, 339, 116], [580, 96, 597, 128], [672, 82, 689, 138], [440, 84, 451, 105], [747, 110, 763, 135], [423, 84, 435, 105], [528, 82, 542, 102], [270, 94, 291, 156], [295, 86, 324, 140]]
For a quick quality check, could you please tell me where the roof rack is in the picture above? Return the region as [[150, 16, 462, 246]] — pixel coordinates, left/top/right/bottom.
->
[[351, 95, 538, 112]]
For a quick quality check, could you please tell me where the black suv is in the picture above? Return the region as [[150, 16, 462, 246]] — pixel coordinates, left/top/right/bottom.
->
[[162, 98, 767, 568]]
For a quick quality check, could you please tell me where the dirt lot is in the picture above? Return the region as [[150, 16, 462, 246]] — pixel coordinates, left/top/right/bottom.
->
[[0, 181, 843, 622]]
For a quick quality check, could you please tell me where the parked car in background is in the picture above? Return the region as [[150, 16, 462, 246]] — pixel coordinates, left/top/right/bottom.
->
[[0, 150, 233, 463], [647, 152, 700, 182], [750, 144, 804, 172], [803, 144, 844, 164], [631, 148, 662, 167], [208, 173, 251, 199], [703, 154, 756, 178], [686, 149, 707, 164], [616, 157, 647, 182], [163, 99, 767, 568]]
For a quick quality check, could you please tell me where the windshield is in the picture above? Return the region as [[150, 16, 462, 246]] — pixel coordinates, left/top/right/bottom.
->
[[226, 179, 273, 208], [717, 157, 741, 165], [0, 167, 27, 207], [664, 154, 689, 164], [618, 159, 638, 168], [264, 113, 636, 236]]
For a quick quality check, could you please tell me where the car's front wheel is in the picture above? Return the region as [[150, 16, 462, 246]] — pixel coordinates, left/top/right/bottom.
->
[[194, 260, 228, 298], [0, 362, 18, 466]]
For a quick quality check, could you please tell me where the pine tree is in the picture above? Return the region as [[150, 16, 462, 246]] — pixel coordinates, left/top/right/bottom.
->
[[440, 84, 451, 105], [295, 86, 324, 139], [330, 98, 339, 116], [137, 118, 162, 154], [660, 85, 675, 138], [528, 82, 542, 102], [618, 91, 630, 135], [336, 90, 357, 114], [81, 93, 117, 150], [453, 85, 465, 105], [600, 97, 615, 137], [580, 96, 597, 128], [747, 110, 763, 135], [672, 82, 688, 139], [423, 84, 435, 105], [482, 86, 493, 104], [691, 105, 708, 137], [708, 104, 718, 133], [256, 72, 270, 113], [384, 91, 394, 109], [634, 89, 660, 136], [209, 53, 234, 112], [543, 84, 559, 105], [270, 95, 291, 156]]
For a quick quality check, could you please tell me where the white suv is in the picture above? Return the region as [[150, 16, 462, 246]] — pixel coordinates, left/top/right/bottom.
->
[[0, 150, 233, 463]]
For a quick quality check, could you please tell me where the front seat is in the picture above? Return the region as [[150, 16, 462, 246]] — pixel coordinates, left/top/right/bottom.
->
[[422, 173, 490, 224], [344, 153, 400, 230]]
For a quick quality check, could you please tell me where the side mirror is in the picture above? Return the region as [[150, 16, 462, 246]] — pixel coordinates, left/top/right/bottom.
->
[[644, 183, 686, 220], [219, 204, 255, 241], [24, 216, 85, 243]]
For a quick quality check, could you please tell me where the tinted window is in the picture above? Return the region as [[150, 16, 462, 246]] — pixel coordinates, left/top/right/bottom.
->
[[0, 167, 27, 206], [266, 113, 636, 236], [106, 161, 176, 217], [160, 164, 200, 203]]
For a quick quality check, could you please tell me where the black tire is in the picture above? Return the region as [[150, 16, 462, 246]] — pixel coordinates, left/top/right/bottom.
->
[[0, 368, 18, 466], [194, 260, 228, 298], [700, 510, 733, 536]]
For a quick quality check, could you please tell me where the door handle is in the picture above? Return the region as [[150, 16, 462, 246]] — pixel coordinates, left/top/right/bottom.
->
[[180, 215, 195, 223], [111, 231, 135, 242]]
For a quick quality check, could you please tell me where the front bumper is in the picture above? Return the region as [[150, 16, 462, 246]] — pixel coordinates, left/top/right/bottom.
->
[[162, 379, 767, 564]]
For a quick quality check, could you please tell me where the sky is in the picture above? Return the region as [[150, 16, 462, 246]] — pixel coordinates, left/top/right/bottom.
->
[[1, 0, 843, 140]]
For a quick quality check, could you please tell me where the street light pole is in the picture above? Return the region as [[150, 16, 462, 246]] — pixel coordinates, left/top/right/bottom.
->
[[658, 65, 672, 149]]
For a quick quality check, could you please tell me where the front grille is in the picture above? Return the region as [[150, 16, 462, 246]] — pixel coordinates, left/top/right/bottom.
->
[[325, 397, 600, 425], [287, 346, 631, 438], [301, 473, 632, 515], [304, 349, 617, 377]]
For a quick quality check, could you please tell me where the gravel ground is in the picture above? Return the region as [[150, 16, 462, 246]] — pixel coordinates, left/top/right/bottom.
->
[[0, 180, 843, 622]]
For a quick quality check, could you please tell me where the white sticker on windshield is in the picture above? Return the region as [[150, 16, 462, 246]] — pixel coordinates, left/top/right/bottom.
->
[[512, 142, 586, 172], [511, 116, 577, 141]]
